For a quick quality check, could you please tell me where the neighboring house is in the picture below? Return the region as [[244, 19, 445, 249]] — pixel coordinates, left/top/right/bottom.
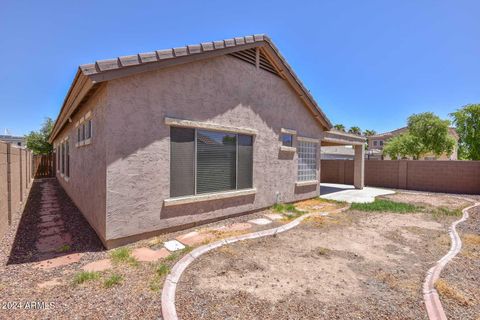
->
[[321, 145, 354, 160], [367, 127, 459, 160], [0, 134, 26, 148], [48, 34, 365, 248]]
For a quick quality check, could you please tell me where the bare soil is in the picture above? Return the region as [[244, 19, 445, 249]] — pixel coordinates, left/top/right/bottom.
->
[[176, 193, 473, 320]]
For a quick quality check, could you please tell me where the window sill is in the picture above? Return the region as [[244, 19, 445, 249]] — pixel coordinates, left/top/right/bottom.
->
[[164, 188, 256, 206], [280, 146, 296, 152], [76, 139, 91, 148], [295, 180, 318, 187]]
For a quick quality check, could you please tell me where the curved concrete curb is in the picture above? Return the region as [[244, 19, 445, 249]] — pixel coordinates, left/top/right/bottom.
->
[[161, 205, 350, 320], [421, 195, 479, 320]]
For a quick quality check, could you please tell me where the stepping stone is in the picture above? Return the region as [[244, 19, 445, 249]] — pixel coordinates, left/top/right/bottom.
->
[[164, 240, 185, 252], [36, 234, 72, 253], [263, 213, 284, 220], [39, 226, 63, 236], [132, 247, 170, 262], [82, 259, 112, 272], [38, 221, 64, 229], [37, 278, 63, 288], [248, 218, 272, 225], [34, 253, 83, 270], [212, 223, 253, 233], [176, 231, 215, 246], [40, 215, 62, 223]]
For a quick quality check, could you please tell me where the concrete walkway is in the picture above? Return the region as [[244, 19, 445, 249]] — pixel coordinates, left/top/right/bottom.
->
[[320, 183, 395, 203]]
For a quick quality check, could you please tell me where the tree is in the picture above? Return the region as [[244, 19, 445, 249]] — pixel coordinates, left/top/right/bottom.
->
[[450, 104, 480, 160], [26, 117, 54, 154], [363, 129, 377, 137], [333, 124, 345, 132], [348, 126, 362, 135], [383, 112, 455, 160]]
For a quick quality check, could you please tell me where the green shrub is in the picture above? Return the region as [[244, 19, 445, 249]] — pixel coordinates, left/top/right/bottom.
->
[[104, 274, 123, 288], [73, 271, 100, 285], [351, 199, 418, 213]]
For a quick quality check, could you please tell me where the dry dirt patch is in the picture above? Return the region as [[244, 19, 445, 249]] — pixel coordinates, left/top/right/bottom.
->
[[176, 194, 466, 320]]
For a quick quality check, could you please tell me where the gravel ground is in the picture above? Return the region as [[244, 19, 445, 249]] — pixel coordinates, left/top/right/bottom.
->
[[176, 193, 470, 320], [438, 203, 480, 320], [0, 178, 304, 319]]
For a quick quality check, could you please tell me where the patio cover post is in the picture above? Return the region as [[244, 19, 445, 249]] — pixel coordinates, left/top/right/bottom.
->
[[354, 145, 364, 189]]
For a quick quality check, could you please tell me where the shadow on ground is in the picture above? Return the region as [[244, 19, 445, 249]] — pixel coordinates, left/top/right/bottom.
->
[[7, 178, 104, 265], [320, 184, 352, 196]]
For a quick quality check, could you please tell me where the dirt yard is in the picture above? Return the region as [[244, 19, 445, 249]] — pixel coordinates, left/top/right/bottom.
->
[[176, 193, 474, 320]]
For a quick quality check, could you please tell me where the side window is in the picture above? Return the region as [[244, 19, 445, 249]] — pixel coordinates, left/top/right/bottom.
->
[[297, 141, 317, 181], [281, 134, 293, 147]]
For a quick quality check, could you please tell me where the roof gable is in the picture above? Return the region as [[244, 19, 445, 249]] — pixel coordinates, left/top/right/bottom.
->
[[50, 34, 332, 142]]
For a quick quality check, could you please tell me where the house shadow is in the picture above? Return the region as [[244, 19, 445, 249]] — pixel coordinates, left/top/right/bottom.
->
[[7, 178, 104, 266], [320, 184, 353, 196]]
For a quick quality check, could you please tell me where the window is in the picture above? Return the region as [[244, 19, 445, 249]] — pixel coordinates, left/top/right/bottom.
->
[[281, 134, 293, 147], [297, 141, 317, 181], [77, 116, 92, 146], [379, 140, 384, 146], [373, 140, 378, 147], [65, 140, 70, 178], [61, 143, 65, 174], [170, 127, 253, 197]]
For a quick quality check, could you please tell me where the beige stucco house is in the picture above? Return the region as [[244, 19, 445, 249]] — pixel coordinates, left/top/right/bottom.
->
[[49, 34, 365, 248], [367, 127, 458, 160]]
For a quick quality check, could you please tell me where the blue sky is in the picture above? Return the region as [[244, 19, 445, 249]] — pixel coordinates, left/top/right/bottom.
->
[[1, 0, 479, 136]]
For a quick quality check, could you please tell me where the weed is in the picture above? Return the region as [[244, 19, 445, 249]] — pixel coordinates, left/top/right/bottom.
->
[[73, 271, 100, 285], [110, 247, 139, 266], [156, 263, 170, 277], [104, 274, 123, 288], [165, 252, 178, 262], [56, 244, 71, 253], [272, 203, 303, 214], [435, 279, 469, 306], [351, 199, 418, 213], [431, 207, 463, 217]]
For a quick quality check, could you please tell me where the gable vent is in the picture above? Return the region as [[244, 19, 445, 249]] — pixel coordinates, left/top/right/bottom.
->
[[229, 49, 280, 77]]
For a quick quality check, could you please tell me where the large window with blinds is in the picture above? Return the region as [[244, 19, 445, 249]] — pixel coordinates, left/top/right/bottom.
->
[[297, 140, 317, 181], [170, 127, 253, 197]]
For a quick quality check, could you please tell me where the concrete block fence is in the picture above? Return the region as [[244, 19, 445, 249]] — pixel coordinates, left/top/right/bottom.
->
[[0, 141, 34, 239], [321, 159, 480, 194]]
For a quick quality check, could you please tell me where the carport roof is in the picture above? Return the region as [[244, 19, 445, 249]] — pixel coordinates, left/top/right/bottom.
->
[[321, 130, 366, 146]]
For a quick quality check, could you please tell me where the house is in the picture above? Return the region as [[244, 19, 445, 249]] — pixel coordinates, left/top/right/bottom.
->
[[366, 127, 459, 160], [48, 34, 366, 248], [0, 134, 26, 148], [321, 145, 355, 160]]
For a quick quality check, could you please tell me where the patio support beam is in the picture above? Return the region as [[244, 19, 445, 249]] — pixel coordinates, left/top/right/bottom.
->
[[354, 145, 365, 189]]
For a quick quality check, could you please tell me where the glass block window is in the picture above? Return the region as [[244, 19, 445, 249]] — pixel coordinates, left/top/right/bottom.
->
[[297, 141, 317, 181]]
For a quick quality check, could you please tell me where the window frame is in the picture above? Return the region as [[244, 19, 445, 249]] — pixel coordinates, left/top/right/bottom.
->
[[169, 127, 254, 198], [75, 111, 93, 147], [296, 138, 318, 183]]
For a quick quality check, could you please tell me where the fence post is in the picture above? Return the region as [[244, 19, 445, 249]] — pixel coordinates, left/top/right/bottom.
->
[[398, 160, 407, 190]]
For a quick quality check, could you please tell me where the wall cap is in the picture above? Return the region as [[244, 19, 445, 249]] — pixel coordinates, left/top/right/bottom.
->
[[164, 188, 256, 206]]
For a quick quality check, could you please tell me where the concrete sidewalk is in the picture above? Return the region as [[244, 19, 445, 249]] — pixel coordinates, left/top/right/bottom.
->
[[320, 183, 395, 203]]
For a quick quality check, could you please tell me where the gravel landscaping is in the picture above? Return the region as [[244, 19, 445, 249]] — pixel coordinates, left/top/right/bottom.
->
[[176, 193, 476, 320]]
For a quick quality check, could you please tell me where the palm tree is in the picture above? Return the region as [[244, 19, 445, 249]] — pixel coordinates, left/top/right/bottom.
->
[[348, 126, 362, 136], [363, 129, 377, 137], [333, 124, 346, 132]]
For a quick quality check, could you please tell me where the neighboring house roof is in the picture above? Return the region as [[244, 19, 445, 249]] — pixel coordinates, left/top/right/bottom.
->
[[369, 127, 459, 140], [49, 34, 333, 143]]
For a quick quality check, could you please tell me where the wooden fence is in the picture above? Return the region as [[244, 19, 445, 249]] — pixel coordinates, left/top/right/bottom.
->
[[33, 153, 55, 178], [0, 142, 34, 239], [321, 159, 480, 195]]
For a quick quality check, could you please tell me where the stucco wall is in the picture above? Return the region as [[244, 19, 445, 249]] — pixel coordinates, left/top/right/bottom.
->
[[9, 147, 21, 216], [55, 86, 108, 242], [104, 55, 324, 243]]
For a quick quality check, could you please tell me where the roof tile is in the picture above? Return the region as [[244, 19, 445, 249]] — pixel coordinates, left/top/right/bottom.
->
[[156, 49, 174, 60], [173, 47, 188, 57], [96, 59, 119, 71], [245, 35, 255, 43], [254, 34, 264, 41], [187, 44, 202, 54], [80, 63, 97, 75], [201, 42, 214, 51], [213, 41, 225, 49], [224, 38, 235, 47], [138, 52, 158, 63], [234, 37, 245, 45], [118, 55, 140, 66]]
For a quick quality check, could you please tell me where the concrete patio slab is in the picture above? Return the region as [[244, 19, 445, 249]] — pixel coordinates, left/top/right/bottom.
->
[[248, 218, 272, 225], [320, 183, 395, 203], [132, 247, 170, 262], [82, 259, 112, 272], [164, 240, 186, 252]]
